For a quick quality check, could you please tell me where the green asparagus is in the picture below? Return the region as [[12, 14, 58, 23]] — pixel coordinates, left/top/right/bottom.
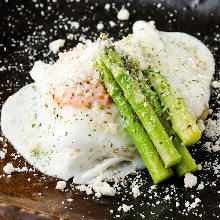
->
[[100, 36, 182, 168], [122, 55, 198, 176], [96, 57, 173, 183], [145, 67, 201, 146], [123, 55, 174, 135]]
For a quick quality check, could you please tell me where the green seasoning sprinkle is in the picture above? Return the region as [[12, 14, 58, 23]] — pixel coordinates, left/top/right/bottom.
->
[[34, 113, 37, 119], [88, 134, 91, 136], [87, 102, 92, 109], [31, 150, 40, 158], [192, 80, 199, 83], [32, 124, 35, 128], [65, 132, 68, 136]]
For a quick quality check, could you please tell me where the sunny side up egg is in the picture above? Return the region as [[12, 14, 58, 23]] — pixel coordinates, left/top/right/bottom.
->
[[1, 21, 215, 184]]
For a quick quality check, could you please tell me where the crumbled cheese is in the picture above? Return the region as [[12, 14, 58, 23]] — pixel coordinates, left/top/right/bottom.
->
[[56, 181, 66, 191], [67, 198, 73, 202], [164, 195, 171, 201], [70, 21, 80, 29], [0, 150, 6, 159], [184, 173, 198, 188], [117, 8, 130, 20], [203, 142, 212, 152], [109, 21, 116, 27], [49, 39, 65, 53], [197, 182, 204, 190], [188, 198, 201, 211], [157, 3, 162, 8], [93, 182, 116, 198], [212, 145, 220, 152], [3, 163, 15, 174], [0, 66, 6, 71], [76, 185, 93, 195], [97, 22, 104, 30], [104, 4, 110, 10], [132, 185, 140, 198], [118, 204, 133, 212], [212, 81, 220, 88], [185, 201, 190, 207]]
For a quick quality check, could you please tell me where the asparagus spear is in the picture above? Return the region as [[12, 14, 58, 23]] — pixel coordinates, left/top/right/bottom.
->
[[122, 55, 198, 176], [172, 135, 198, 176], [100, 36, 182, 168], [123, 55, 174, 135], [145, 68, 201, 146], [96, 57, 173, 184]]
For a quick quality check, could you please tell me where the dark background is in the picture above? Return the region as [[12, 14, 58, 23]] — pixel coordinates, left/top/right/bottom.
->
[[0, 0, 219, 219]]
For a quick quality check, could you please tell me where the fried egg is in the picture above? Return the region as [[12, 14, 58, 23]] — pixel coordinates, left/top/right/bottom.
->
[[1, 21, 215, 184]]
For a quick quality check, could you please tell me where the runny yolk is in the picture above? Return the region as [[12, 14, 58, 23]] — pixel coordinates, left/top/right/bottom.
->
[[49, 46, 113, 109], [52, 81, 112, 109]]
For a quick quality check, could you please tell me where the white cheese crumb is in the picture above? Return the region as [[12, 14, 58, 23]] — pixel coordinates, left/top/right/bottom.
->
[[109, 21, 116, 27], [212, 81, 220, 88], [56, 181, 66, 191], [49, 39, 65, 53], [70, 21, 80, 29], [164, 195, 171, 201], [3, 163, 15, 174], [118, 204, 133, 212], [184, 173, 198, 188], [185, 201, 190, 207], [203, 142, 212, 152], [67, 198, 73, 202], [117, 8, 130, 20], [0, 150, 6, 159], [0, 66, 6, 71], [132, 185, 140, 198], [97, 22, 104, 30], [212, 145, 220, 152], [93, 182, 116, 197], [104, 4, 110, 10], [189, 198, 201, 210], [76, 185, 93, 195], [157, 3, 162, 8], [176, 202, 180, 207], [197, 182, 204, 190]]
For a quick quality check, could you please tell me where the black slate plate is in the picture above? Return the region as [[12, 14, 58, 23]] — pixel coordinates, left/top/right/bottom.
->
[[0, 0, 219, 219]]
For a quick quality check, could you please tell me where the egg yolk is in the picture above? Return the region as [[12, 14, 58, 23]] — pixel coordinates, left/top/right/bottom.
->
[[49, 47, 112, 109]]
